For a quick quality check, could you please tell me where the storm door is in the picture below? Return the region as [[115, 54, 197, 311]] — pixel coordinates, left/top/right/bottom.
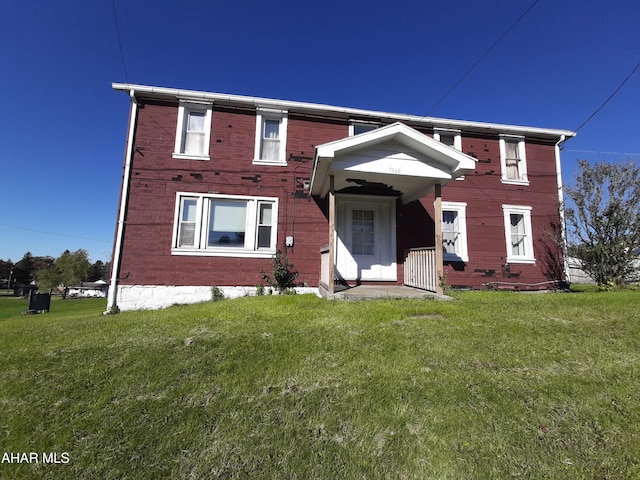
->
[[335, 197, 396, 281]]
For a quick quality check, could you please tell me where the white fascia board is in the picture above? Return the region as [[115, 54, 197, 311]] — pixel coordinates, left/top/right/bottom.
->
[[310, 123, 475, 197], [315, 122, 476, 167], [315, 122, 406, 157], [310, 156, 331, 196], [113, 83, 576, 140]]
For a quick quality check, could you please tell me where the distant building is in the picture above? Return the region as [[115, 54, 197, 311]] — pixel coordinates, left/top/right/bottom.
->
[[66, 280, 108, 298]]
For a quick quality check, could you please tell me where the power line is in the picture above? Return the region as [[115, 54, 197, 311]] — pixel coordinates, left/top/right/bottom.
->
[[0, 224, 112, 244], [426, 0, 540, 115], [574, 60, 640, 134], [111, 0, 130, 84], [566, 149, 640, 157]]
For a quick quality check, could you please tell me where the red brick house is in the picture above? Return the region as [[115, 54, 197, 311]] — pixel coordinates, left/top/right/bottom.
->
[[107, 84, 575, 311]]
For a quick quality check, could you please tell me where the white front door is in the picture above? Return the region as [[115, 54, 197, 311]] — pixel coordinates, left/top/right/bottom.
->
[[335, 196, 396, 281]]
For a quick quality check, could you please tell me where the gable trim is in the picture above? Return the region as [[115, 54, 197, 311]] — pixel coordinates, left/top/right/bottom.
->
[[310, 122, 477, 203]]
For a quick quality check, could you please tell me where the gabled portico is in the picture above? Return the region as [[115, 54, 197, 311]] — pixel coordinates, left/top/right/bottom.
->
[[310, 122, 476, 295]]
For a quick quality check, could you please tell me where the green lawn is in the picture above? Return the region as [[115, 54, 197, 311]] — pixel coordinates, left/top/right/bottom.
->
[[0, 290, 638, 479]]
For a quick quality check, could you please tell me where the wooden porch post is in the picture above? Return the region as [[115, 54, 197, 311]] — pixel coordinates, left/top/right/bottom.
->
[[328, 175, 336, 294], [434, 183, 443, 295]]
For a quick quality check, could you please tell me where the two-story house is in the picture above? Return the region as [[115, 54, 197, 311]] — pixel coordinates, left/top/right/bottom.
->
[[107, 84, 575, 311]]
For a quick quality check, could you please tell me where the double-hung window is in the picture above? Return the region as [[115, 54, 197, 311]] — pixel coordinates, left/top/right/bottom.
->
[[434, 128, 462, 151], [256, 202, 274, 248], [349, 122, 379, 136], [254, 108, 288, 165], [441, 201, 469, 262], [499, 135, 528, 184], [177, 198, 199, 248], [173, 101, 213, 160], [435, 129, 465, 180], [173, 193, 278, 257], [502, 205, 535, 263]]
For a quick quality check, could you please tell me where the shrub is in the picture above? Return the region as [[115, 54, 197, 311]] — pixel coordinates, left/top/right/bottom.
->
[[261, 250, 299, 293], [211, 286, 225, 301]]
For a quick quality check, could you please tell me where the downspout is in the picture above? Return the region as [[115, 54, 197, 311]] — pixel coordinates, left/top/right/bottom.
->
[[554, 134, 570, 286], [106, 89, 138, 313]]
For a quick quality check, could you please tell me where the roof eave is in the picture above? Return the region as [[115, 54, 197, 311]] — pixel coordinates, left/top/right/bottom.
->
[[113, 83, 576, 140]]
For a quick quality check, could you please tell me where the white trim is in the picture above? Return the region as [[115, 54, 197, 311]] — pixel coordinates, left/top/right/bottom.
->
[[171, 192, 278, 258], [106, 90, 138, 313], [499, 135, 528, 185], [173, 101, 212, 160], [433, 128, 462, 151], [171, 249, 275, 259], [253, 108, 288, 165], [434, 128, 464, 180], [311, 122, 477, 203], [114, 285, 321, 311], [114, 83, 576, 140], [555, 135, 570, 283], [349, 121, 379, 136], [502, 204, 535, 264], [441, 201, 469, 262], [335, 194, 397, 282]]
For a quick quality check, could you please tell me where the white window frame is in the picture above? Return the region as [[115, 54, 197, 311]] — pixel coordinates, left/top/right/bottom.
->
[[440, 201, 469, 262], [502, 204, 535, 264], [435, 129, 464, 180], [434, 128, 462, 151], [172, 192, 278, 258], [349, 121, 379, 136], [499, 135, 528, 185], [253, 108, 288, 165], [173, 100, 213, 160]]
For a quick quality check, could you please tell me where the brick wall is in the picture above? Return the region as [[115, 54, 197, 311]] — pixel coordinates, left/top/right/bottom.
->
[[114, 99, 564, 292], [118, 101, 347, 288]]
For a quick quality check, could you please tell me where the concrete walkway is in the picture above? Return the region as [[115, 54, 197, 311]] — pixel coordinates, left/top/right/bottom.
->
[[321, 285, 452, 301]]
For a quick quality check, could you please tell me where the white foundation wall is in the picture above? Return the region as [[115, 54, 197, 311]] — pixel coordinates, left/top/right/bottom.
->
[[113, 285, 320, 311]]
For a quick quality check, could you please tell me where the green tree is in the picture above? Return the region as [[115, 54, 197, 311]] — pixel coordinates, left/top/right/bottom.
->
[[0, 259, 14, 281], [56, 249, 92, 286], [89, 260, 110, 282], [13, 252, 35, 285], [565, 159, 640, 286], [35, 249, 92, 291], [35, 266, 62, 292], [33, 256, 55, 272]]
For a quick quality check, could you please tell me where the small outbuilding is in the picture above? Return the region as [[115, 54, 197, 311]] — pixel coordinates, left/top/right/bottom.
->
[[66, 280, 109, 298]]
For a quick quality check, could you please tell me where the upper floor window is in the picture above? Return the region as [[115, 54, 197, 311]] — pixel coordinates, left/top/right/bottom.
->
[[172, 192, 278, 258], [502, 204, 535, 264], [434, 129, 462, 151], [499, 136, 528, 185], [254, 108, 288, 165], [349, 122, 379, 136], [173, 101, 212, 160], [441, 201, 468, 262]]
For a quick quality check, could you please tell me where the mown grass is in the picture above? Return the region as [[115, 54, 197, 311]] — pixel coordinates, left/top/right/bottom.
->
[[0, 289, 639, 479]]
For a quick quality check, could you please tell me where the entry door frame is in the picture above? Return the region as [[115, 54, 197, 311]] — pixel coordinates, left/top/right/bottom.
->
[[335, 194, 397, 282]]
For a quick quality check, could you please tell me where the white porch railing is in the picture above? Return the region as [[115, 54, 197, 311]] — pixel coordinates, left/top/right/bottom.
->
[[404, 247, 438, 292], [320, 244, 330, 288]]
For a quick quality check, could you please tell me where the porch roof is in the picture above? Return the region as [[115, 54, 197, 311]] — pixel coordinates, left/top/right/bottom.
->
[[310, 122, 477, 204]]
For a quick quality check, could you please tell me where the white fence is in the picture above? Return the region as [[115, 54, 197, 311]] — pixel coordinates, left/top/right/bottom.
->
[[404, 247, 438, 292], [320, 245, 330, 288]]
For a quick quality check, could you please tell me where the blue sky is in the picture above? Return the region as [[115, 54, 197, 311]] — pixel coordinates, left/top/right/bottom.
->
[[1, 0, 639, 263]]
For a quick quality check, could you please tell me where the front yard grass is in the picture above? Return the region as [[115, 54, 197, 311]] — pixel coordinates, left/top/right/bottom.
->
[[0, 289, 638, 479]]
